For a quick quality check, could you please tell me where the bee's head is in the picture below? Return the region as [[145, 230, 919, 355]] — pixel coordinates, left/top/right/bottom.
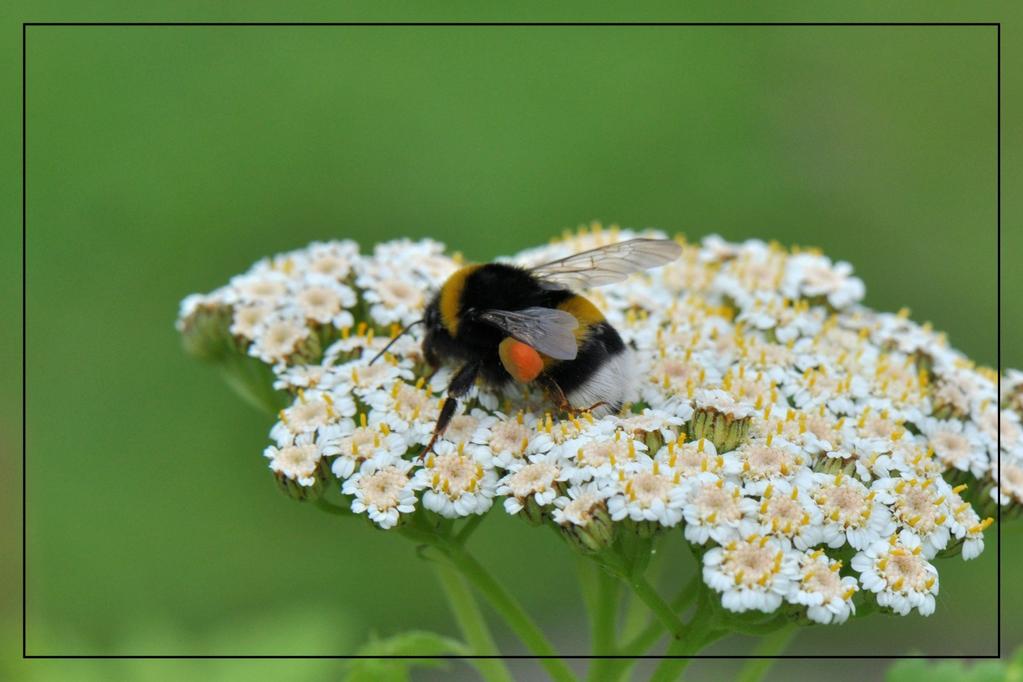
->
[[424, 297, 442, 332], [422, 296, 447, 367]]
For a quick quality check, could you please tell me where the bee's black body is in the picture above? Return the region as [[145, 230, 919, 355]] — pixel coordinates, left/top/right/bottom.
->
[[422, 262, 627, 405], [394, 236, 681, 459]]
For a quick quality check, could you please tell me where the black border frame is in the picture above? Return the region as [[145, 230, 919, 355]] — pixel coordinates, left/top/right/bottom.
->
[[19, 20, 1002, 666]]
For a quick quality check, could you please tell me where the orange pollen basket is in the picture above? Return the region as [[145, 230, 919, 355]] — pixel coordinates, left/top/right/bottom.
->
[[499, 337, 544, 383]]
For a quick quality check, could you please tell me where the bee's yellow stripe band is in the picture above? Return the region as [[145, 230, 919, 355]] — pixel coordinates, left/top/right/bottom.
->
[[542, 295, 604, 369], [558, 295, 604, 339], [439, 264, 480, 336]]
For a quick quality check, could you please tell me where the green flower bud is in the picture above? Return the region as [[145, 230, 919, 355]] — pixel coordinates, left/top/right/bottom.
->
[[690, 407, 752, 453], [289, 329, 324, 365], [178, 303, 236, 362], [274, 470, 324, 501], [559, 503, 615, 554], [811, 455, 857, 477], [930, 379, 969, 420], [521, 496, 547, 526]]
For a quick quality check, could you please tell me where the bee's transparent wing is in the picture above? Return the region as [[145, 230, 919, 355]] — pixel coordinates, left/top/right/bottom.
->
[[478, 307, 579, 360], [528, 238, 682, 291]]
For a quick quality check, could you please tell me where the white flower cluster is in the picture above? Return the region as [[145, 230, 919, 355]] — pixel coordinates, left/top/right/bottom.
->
[[178, 223, 1012, 624]]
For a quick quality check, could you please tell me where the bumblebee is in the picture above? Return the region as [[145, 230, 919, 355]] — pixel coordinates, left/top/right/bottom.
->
[[374, 238, 682, 457]]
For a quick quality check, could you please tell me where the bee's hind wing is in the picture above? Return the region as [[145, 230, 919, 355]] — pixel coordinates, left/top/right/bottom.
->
[[528, 237, 682, 291], [478, 307, 579, 361]]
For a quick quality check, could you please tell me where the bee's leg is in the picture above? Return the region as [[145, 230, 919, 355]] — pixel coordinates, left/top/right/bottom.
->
[[539, 376, 609, 417], [416, 362, 480, 462], [540, 376, 572, 413], [577, 400, 611, 414]]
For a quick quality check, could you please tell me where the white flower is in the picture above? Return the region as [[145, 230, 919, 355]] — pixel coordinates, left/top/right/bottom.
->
[[263, 435, 324, 487], [414, 442, 497, 518], [700, 233, 743, 263], [269, 390, 355, 445], [484, 413, 537, 467], [917, 418, 987, 478], [753, 479, 822, 549], [788, 549, 858, 624], [364, 381, 442, 445], [248, 310, 311, 364], [808, 472, 895, 550], [343, 455, 420, 529], [886, 441, 944, 481], [846, 406, 911, 457], [644, 355, 715, 403], [655, 437, 727, 478], [294, 279, 356, 324], [945, 483, 993, 560], [703, 535, 799, 614], [1002, 369, 1023, 413], [231, 302, 275, 340], [615, 407, 688, 441], [694, 388, 755, 420], [497, 454, 567, 515], [305, 240, 359, 280], [681, 474, 757, 545], [552, 481, 613, 526], [782, 253, 865, 309], [272, 363, 333, 391], [781, 368, 865, 415], [852, 532, 939, 616], [725, 436, 810, 490], [177, 293, 214, 325], [339, 358, 414, 396], [984, 407, 1021, 454], [872, 475, 953, 558], [561, 428, 646, 485], [178, 227, 1010, 618], [606, 460, 686, 527], [772, 408, 843, 456], [359, 272, 426, 326], [713, 248, 787, 310], [994, 453, 1023, 506], [441, 409, 500, 460], [227, 270, 291, 305], [932, 383, 971, 422], [321, 415, 408, 480]]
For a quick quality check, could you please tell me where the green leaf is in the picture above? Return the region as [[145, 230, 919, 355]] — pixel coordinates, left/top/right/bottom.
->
[[886, 650, 1021, 682], [343, 631, 470, 682]]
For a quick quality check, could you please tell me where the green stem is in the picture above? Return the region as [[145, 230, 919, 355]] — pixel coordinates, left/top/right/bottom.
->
[[218, 351, 289, 416], [600, 574, 702, 682], [735, 625, 797, 682], [575, 555, 598, 617], [584, 566, 620, 682], [432, 562, 515, 682], [443, 542, 577, 682], [852, 597, 879, 619], [622, 573, 701, 655], [727, 615, 789, 637], [620, 535, 668, 641], [397, 516, 575, 681], [670, 574, 702, 613], [313, 497, 351, 516], [648, 592, 716, 682], [627, 575, 686, 640], [648, 637, 699, 682], [593, 569, 619, 654], [455, 512, 487, 545]]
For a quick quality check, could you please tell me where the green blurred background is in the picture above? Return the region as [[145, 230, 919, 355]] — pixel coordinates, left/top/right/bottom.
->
[[8, 3, 1021, 680]]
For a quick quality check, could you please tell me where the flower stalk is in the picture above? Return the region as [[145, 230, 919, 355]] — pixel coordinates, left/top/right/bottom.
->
[[431, 563, 514, 682]]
